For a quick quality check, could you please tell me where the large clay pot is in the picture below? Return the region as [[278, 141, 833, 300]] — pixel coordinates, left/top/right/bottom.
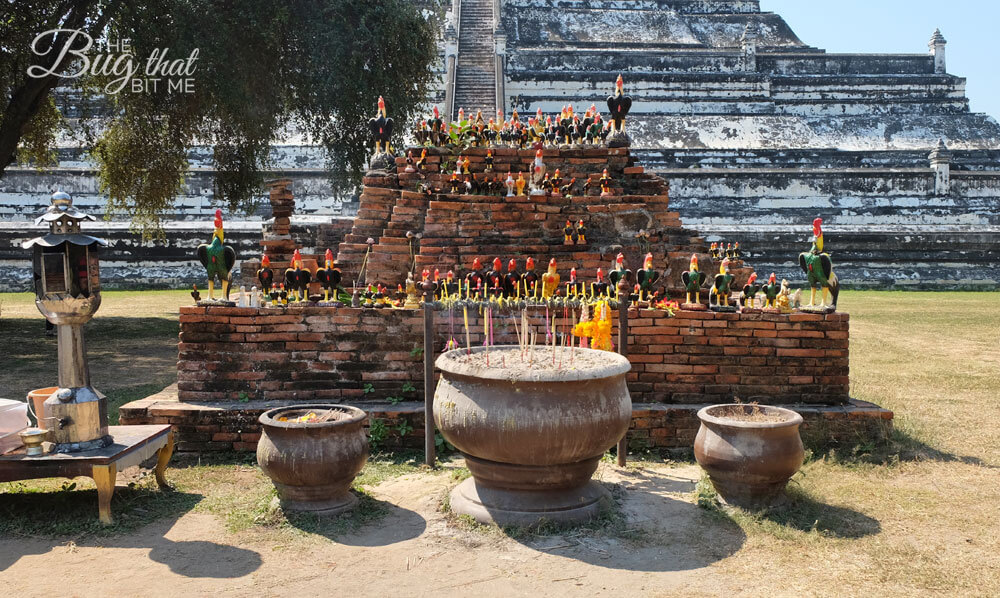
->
[[434, 346, 632, 526], [257, 404, 368, 515], [695, 404, 805, 509]]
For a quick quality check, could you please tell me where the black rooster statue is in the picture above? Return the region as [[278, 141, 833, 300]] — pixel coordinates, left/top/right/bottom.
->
[[605, 74, 633, 147], [368, 96, 395, 171], [315, 249, 345, 304], [257, 254, 274, 298], [284, 249, 312, 302]]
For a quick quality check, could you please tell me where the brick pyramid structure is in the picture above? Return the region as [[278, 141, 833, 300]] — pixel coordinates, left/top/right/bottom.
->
[[337, 146, 751, 292]]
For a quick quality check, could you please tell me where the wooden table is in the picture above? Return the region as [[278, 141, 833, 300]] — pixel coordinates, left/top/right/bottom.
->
[[0, 425, 174, 524]]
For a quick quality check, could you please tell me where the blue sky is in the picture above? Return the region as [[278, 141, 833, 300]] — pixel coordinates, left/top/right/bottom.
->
[[760, 1, 1000, 119]]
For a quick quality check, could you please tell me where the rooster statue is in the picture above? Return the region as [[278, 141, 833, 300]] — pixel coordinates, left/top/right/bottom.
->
[[681, 254, 707, 307], [531, 149, 546, 191], [315, 249, 344, 303], [709, 257, 735, 311], [637, 252, 660, 298], [196, 209, 237, 301], [257, 254, 274, 299], [503, 259, 521, 298], [608, 253, 629, 291], [368, 96, 394, 170], [762, 273, 781, 310], [798, 218, 839, 311], [541, 258, 561, 299], [740, 272, 761, 311], [523, 257, 539, 297], [284, 249, 312, 302], [605, 75, 633, 147]]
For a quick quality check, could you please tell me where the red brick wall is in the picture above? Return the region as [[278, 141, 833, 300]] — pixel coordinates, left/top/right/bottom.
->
[[178, 305, 849, 405]]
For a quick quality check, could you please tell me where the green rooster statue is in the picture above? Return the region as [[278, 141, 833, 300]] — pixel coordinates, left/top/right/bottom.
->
[[798, 218, 839, 311], [196, 209, 237, 301], [709, 257, 735, 310], [762, 272, 781, 310], [681, 254, 707, 307], [636, 252, 660, 298]]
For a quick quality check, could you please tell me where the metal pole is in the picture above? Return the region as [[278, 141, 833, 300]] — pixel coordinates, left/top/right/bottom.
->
[[421, 282, 436, 467], [616, 277, 631, 468]]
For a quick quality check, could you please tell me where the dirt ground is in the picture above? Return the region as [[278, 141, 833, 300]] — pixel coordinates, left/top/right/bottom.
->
[[0, 462, 742, 598]]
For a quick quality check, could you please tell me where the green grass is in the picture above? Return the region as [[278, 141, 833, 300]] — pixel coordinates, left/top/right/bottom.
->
[[1, 290, 187, 409]]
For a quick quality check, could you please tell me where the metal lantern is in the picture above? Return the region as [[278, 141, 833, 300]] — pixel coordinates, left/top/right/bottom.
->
[[21, 191, 112, 452]]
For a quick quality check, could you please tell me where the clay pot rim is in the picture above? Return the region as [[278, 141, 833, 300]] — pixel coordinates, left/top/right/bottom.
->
[[435, 345, 631, 382], [259, 404, 367, 429], [697, 404, 804, 430]]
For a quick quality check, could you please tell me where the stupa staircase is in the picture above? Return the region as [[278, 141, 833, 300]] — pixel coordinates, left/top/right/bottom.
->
[[453, 0, 497, 118]]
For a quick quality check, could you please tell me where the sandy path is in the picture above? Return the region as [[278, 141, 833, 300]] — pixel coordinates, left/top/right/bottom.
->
[[0, 463, 743, 597]]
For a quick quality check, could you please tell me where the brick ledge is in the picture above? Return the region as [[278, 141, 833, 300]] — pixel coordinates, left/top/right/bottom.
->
[[121, 384, 892, 453]]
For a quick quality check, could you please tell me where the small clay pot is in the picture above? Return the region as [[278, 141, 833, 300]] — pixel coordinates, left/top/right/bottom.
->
[[257, 404, 368, 515], [695, 404, 804, 510]]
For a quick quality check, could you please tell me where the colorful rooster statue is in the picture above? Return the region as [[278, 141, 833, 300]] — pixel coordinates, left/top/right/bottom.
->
[[740, 272, 761, 310], [637, 252, 660, 297], [466, 257, 485, 294], [594, 268, 609, 297], [541, 258, 560, 299], [315, 249, 344, 303], [608, 253, 629, 291], [709, 257, 735, 310], [283, 249, 311, 302], [196, 209, 237, 301], [681, 254, 707, 306], [503, 259, 521, 298], [799, 218, 839, 310], [369, 96, 394, 155], [762, 273, 781, 310], [257, 254, 274, 301], [565, 267, 584, 296], [523, 257, 539, 297]]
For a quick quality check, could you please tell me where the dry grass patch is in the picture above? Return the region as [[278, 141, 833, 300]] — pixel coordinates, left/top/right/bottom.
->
[[700, 292, 1000, 596]]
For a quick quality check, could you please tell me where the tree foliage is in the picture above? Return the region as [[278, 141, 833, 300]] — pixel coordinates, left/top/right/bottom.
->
[[1, 0, 439, 235]]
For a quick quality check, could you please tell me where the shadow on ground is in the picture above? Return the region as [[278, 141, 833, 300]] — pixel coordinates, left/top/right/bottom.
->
[[0, 482, 262, 577], [475, 466, 748, 572], [815, 427, 994, 469], [284, 491, 428, 547]]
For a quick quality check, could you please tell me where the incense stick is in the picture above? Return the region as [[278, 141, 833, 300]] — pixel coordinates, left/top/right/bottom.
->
[[463, 306, 471, 355]]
